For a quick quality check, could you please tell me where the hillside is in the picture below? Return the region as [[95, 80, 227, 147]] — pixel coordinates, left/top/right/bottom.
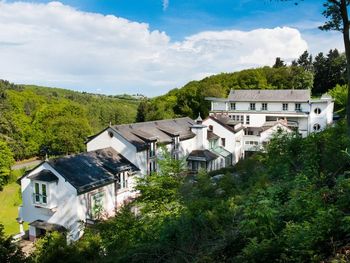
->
[[0, 80, 140, 161], [137, 49, 346, 121]]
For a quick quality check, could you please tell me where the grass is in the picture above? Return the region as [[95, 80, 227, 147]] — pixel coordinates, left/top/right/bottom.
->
[[0, 169, 28, 236]]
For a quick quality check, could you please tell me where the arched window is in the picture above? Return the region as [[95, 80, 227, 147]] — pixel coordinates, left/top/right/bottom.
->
[[314, 108, 321, 115], [313, 123, 321, 131]]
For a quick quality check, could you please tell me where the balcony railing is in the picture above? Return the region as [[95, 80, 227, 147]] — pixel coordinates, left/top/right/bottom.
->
[[33, 193, 47, 206]]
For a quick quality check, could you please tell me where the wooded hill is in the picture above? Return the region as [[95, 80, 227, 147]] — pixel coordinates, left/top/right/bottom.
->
[[137, 49, 347, 121], [0, 80, 139, 161]]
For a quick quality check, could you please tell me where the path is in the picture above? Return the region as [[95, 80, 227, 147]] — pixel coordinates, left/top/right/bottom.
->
[[11, 159, 41, 170]]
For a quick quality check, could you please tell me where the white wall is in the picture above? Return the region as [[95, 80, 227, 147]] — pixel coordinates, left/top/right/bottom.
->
[[20, 162, 116, 241]]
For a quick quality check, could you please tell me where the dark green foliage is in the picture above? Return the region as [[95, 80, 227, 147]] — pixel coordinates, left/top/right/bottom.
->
[[313, 49, 347, 95], [0, 140, 14, 190], [0, 81, 139, 160], [0, 224, 26, 263], [30, 231, 102, 263]]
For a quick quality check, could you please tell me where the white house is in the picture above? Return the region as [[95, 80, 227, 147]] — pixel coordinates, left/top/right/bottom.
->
[[18, 148, 139, 242], [86, 116, 243, 174], [206, 89, 334, 152], [19, 116, 244, 242]]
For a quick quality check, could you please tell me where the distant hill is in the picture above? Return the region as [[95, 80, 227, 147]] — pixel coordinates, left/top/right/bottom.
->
[[0, 80, 140, 160]]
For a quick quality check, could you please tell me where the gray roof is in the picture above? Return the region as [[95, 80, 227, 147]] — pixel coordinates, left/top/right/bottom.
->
[[228, 89, 311, 102], [29, 220, 66, 232], [48, 148, 139, 194], [187, 150, 218, 162], [28, 169, 58, 182], [111, 117, 196, 151], [207, 131, 220, 141]]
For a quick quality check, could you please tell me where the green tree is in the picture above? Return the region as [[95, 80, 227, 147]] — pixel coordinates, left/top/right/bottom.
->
[[297, 50, 313, 71], [318, 0, 350, 134], [0, 224, 25, 263], [273, 57, 286, 68], [0, 140, 14, 189]]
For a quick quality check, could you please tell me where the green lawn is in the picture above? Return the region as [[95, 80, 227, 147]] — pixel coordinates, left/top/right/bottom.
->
[[0, 181, 27, 236]]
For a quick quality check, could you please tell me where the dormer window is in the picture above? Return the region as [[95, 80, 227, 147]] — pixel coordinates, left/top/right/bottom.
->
[[295, 103, 301, 111], [250, 103, 256, 111], [33, 182, 47, 205], [230, 103, 236, 110]]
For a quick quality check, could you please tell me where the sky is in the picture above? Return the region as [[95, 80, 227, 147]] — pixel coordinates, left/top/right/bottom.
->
[[0, 0, 345, 96]]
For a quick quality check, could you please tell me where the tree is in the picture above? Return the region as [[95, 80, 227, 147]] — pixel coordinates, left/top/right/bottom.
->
[[297, 50, 313, 71], [273, 57, 286, 68], [319, 0, 350, 134], [0, 224, 26, 263], [0, 140, 14, 190]]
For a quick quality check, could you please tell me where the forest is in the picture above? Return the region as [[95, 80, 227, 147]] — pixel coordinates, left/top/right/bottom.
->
[[0, 81, 139, 188]]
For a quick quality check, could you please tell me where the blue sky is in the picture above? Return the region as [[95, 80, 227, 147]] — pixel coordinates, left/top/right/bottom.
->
[[0, 0, 344, 95], [7, 0, 328, 40]]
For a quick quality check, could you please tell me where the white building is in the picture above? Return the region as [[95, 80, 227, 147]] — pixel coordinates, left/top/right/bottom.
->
[[18, 148, 139, 242], [19, 116, 244, 241], [86, 117, 244, 174], [207, 89, 334, 152]]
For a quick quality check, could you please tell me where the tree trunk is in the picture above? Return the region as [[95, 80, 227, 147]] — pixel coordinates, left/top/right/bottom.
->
[[340, 0, 350, 136]]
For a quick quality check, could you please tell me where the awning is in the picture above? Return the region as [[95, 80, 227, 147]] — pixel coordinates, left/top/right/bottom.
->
[[29, 220, 66, 232], [212, 146, 232, 158]]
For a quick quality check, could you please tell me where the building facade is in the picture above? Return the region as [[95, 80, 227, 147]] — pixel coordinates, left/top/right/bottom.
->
[[206, 89, 334, 152]]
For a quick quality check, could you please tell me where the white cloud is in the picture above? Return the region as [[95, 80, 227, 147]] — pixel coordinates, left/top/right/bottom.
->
[[0, 1, 309, 96], [162, 0, 169, 11]]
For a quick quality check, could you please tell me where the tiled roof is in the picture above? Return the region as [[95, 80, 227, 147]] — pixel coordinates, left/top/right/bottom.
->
[[48, 148, 139, 194], [228, 89, 311, 102], [111, 117, 196, 151]]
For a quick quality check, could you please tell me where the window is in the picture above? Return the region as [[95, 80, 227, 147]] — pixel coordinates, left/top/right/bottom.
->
[[250, 103, 256, 110], [261, 103, 268, 111], [230, 103, 236, 110], [313, 123, 321, 131], [149, 142, 156, 158], [209, 125, 213, 131], [117, 171, 128, 189], [240, 115, 244, 123], [246, 115, 250, 125], [221, 138, 226, 147], [283, 103, 288, 111], [247, 131, 254, 135], [33, 182, 47, 205], [314, 108, 321, 115], [295, 103, 301, 111], [173, 136, 179, 150]]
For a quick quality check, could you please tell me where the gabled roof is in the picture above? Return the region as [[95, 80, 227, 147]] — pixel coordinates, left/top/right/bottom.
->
[[28, 169, 58, 182], [207, 131, 220, 141], [227, 89, 310, 102], [47, 148, 139, 194], [206, 115, 244, 133], [111, 117, 196, 151]]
